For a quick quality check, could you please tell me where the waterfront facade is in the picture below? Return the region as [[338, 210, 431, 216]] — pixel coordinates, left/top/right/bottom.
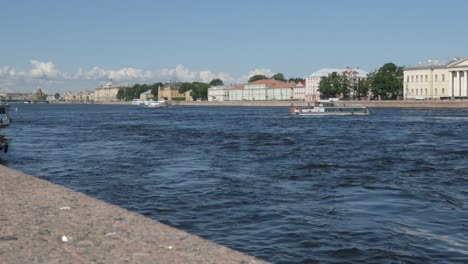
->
[[94, 82, 132, 102], [139, 90, 154, 100], [226, 79, 304, 101], [404, 57, 468, 100], [158, 82, 191, 100], [207, 86, 229, 101], [64, 90, 95, 103], [305, 67, 368, 102]]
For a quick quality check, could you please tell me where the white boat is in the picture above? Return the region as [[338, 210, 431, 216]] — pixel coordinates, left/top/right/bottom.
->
[[0, 102, 11, 153], [290, 102, 370, 116], [146, 99, 170, 108], [132, 99, 144, 105]]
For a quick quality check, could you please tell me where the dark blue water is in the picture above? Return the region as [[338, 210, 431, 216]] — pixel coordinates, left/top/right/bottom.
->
[[3, 104, 468, 263]]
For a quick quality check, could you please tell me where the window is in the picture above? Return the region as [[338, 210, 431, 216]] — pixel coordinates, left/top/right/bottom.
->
[[421, 75, 423, 81], [416, 76, 419, 82], [442, 74, 445, 81], [435, 74, 438, 81], [442, 88, 445, 95], [416, 89, 418, 95], [425, 75, 428, 82], [411, 89, 414, 95], [420, 89, 423, 95], [407, 76, 410, 82], [435, 88, 438, 95], [411, 75, 414, 82], [425, 88, 427, 95]]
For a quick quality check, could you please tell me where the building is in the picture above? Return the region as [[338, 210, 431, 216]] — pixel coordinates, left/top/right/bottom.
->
[[94, 81, 132, 102], [305, 67, 368, 101], [139, 90, 154, 100], [403, 57, 468, 100], [64, 90, 95, 103], [227, 79, 303, 101], [207, 86, 230, 101], [158, 82, 186, 100], [5, 93, 31, 101]]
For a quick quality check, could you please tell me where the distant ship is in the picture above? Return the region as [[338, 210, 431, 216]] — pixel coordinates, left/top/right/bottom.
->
[[0, 101, 11, 153], [290, 101, 370, 116]]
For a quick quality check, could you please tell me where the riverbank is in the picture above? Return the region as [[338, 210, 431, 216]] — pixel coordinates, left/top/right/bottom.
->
[[176, 100, 468, 109], [0, 165, 267, 264]]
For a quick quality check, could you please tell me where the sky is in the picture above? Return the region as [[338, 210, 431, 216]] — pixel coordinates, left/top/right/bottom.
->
[[1, 0, 468, 93]]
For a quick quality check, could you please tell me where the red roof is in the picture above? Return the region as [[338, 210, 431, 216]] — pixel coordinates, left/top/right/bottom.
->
[[248, 79, 282, 85], [232, 85, 245, 90]]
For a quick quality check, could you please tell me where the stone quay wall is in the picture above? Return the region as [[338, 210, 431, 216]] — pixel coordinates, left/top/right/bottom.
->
[[0, 165, 267, 264]]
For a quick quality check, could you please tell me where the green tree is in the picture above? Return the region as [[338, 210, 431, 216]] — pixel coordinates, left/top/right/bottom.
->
[[272, 73, 286, 82], [288, 77, 305, 83], [179, 82, 210, 100], [371, 63, 403, 100], [351, 78, 370, 99], [318, 72, 350, 99], [248, 75, 268, 83], [209, 78, 224, 86], [117, 82, 162, 101], [54, 93, 60, 99]]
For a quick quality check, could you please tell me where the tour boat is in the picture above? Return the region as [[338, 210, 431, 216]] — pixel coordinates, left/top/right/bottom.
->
[[0, 102, 11, 153], [132, 99, 144, 105], [290, 102, 370, 116], [0, 103, 11, 128], [146, 99, 170, 108]]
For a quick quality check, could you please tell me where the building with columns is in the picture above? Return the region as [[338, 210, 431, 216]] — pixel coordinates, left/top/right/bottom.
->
[[403, 57, 468, 100], [305, 67, 368, 102]]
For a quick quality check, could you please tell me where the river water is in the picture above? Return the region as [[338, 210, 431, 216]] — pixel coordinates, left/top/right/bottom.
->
[[3, 104, 468, 263]]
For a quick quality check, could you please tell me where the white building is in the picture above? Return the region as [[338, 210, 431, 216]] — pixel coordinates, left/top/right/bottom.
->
[[227, 79, 303, 101], [305, 67, 368, 101], [94, 81, 132, 102], [207, 86, 230, 101], [404, 57, 468, 100]]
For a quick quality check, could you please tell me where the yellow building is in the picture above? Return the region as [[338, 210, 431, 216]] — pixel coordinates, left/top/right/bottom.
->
[[94, 81, 132, 102], [404, 57, 468, 100], [158, 82, 192, 101]]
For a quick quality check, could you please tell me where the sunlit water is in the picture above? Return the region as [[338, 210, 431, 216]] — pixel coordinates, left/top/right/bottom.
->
[[3, 104, 468, 263]]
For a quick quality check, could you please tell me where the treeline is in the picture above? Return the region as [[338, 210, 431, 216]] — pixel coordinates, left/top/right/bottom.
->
[[319, 63, 403, 100], [117, 79, 225, 101], [248, 73, 304, 83], [116, 83, 161, 101]]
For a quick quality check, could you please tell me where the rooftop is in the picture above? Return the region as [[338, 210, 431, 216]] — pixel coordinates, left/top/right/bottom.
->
[[308, 67, 368, 78]]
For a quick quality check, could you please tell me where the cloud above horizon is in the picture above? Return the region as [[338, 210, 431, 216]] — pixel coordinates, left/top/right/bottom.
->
[[0, 60, 278, 93]]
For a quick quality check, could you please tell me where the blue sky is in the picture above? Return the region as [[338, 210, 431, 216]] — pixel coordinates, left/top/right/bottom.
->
[[1, 0, 468, 93]]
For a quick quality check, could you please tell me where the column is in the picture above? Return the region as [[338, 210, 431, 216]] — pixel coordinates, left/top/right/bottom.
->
[[448, 71, 455, 100], [465, 71, 468, 96], [459, 71, 463, 98]]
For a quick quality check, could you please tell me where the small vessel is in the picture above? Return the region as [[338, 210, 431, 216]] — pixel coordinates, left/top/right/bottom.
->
[[290, 101, 370, 116], [132, 99, 144, 105], [0, 102, 11, 153], [146, 99, 171, 108], [0, 103, 11, 128]]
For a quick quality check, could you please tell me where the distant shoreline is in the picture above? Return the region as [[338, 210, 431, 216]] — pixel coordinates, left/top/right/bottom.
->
[[46, 100, 468, 109], [176, 100, 468, 109]]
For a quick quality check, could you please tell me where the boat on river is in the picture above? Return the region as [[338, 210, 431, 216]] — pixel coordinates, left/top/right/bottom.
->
[[0, 102, 11, 152], [146, 99, 171, 108], [132, 99, 144, 105], [290, 101, 370, 116]]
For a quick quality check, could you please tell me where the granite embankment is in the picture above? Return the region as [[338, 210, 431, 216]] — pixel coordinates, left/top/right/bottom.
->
[[0, 165, 267, 264], [176, 100, 468, 108]]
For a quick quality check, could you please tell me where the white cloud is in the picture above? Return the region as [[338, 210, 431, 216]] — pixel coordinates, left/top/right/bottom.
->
[[0, 66, 17, 78], [29, 60, 61, 78], [0, 60, 275, 93], [235, 68, 275, 83]]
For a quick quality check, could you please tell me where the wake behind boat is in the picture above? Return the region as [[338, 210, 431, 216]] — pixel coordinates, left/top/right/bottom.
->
[[290, 101, 370, 116]]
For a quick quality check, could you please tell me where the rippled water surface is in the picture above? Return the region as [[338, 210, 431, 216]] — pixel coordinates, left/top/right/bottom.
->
[[4, 104, 468, 263]]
